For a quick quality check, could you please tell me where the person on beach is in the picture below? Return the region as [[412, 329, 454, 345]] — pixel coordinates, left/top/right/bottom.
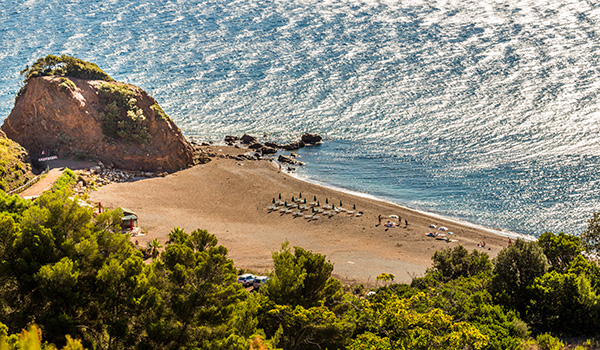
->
[[377, 215, 382, 226], [404, 218, 408, 226]]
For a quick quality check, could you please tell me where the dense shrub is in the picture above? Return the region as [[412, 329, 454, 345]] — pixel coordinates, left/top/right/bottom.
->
[[50, 168, 76, 192], [20, 55, 113, 81], [97, 83, 151, 144], [58, 77, 76, 92]]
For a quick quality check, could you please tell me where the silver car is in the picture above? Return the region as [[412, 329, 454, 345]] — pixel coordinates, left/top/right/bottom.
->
[[252, 276, 269, 289], [237, 274, 256, 287]]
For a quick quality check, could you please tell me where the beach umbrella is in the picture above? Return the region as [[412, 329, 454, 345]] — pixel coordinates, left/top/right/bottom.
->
[[285, 201, 288, 207], [317, 201, 320, 206], [304, 198, 307, 204], [299, 192, 302, 198], [353, 204, 356, 210], [340, 200, 343, 206], [312, 207, 315, 213], [292, 196, 295, 202], [326, 198, 329, 204], [272, 198, 275, 204], [279, 193, 282, 199], [332, 203, 335, 209], [313, 195, 317, 201]]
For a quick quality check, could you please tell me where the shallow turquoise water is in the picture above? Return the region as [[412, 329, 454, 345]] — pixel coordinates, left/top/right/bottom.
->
[[1, 0, 600, 236]]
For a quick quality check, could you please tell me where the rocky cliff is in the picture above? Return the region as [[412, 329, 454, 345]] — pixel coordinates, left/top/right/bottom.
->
[[3, 76, 195, 172]]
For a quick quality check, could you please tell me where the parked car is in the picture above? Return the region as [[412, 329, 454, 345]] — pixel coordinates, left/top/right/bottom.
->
[[237, 274, 256, 287], [252, 276, 269, 290]]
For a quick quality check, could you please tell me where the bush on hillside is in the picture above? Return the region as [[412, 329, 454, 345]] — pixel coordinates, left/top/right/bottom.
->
[[97, 83, 151, 144]]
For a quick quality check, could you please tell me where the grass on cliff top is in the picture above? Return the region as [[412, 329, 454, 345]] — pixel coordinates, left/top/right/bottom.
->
[[20, 55, 114, 82], [0, 137, 33, 192]]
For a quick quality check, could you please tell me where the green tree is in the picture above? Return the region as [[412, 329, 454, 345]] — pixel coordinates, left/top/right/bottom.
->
[[581, 212, 600, 255], [349, 293, 489, 350], [148, 238, 162, 260], [146, 228, 247, 349], [428, 245, 492, 282], [262, 242, 342, 308], [491, 240, 549, 315], [537, 231, 583, 272]]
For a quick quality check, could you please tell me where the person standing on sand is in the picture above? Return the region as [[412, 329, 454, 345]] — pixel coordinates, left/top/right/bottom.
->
[[377, 214, 382, 226], [405, 218, 408, 226]]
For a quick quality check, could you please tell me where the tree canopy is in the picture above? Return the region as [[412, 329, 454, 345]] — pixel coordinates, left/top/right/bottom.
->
[[0, 180, 598, 349]]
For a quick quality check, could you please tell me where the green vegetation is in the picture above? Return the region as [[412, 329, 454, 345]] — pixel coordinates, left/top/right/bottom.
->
[[50, 168, 76, 192], [0, 185, 600, 349], [20, 55, 114, 82], [150, 103, 172, 121], [0, 135, 33, 192], [0, 324, 84, 350], [97, 82, 151, 144], [58, 77, 76, 92]]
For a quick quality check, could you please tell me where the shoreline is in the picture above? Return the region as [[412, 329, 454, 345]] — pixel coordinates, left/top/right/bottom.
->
[[89, 145, 514, 285], [284, 169, 537, 242]]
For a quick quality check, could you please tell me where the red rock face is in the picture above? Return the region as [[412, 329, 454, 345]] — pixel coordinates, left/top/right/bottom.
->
[[3, 76, 194, 172]]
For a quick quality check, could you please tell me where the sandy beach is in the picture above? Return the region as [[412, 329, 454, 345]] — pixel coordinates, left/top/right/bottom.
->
[[89, 146, 511, 285]]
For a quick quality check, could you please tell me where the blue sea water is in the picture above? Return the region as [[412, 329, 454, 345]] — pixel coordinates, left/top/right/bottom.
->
[[1, 0, 600, 236]]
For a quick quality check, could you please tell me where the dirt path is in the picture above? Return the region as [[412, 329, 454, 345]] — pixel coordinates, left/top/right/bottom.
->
[[19, 168, 63, 198], [18, 159, 95, 198]]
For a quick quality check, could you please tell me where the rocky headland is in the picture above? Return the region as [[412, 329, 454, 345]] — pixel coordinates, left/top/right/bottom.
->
[[2, 55, 199, 172]]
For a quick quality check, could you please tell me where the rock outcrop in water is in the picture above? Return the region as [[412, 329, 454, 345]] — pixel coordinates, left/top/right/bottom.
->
[[3, 75, 195, 172]]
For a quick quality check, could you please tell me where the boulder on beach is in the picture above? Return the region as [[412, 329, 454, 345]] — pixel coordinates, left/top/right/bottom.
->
[[281, 141, 304, 151], [241, 134, 257, 144], [261, 146, 277, 155], [265, 141, 280, 148], [225, 135, 240, 144], [248, 142, 264, 149], [301, 133, 322, 144], [278, 154, 304, 165]]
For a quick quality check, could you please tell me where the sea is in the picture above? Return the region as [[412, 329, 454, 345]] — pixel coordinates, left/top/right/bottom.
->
[[1, 0, 599, 237]]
